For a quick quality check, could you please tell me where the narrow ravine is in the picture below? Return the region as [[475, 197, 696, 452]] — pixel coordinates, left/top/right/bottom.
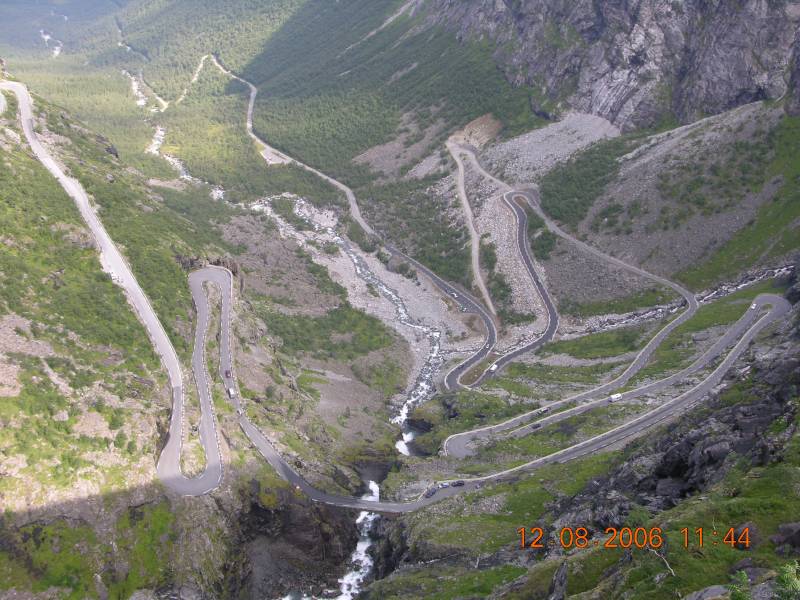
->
[[261, 198, 447, 456], [335, 481, 381, 600]]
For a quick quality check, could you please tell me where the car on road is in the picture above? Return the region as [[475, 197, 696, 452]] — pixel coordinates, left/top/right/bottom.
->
[[227, 387, 235, 399], [224, 369, 231, 378], [484, 344, 490, 349], [540, 407, 549, 413], [750, 303, 758, 310], [530, 423, 542, 430], [438, 482, 450, 488], [609, 393, 622, 402], [489, 364, 498, 372], [451, 480, 465, 487], [450, 292, 459, 299], [423, 488, 437, 498]]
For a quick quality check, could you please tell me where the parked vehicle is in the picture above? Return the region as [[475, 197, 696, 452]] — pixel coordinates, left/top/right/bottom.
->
[[224, 369, 231, 378], [451, 480, 465, 487], [423, 488, 437, 498], [227, 387, 235, 399], [438, 482, 450, 488]]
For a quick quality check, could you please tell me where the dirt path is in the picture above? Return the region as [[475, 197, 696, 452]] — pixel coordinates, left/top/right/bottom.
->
[[446, 140, 497, 315]]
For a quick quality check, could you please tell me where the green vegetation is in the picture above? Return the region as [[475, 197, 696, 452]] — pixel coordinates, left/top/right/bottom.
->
[[248, 0, 539, 185], [544, 414, 800, 598], [365, 565, 527, 600], [559, 286, 678, 318], [0, 501, 176, 599], [405, 453, 616, 554], [260, 304, 393, 361], [538, 137, 636, 227], [679, 115, 800, 289], [352, 357, 406, 399], [411, 391, 539, 455], [107, 502, 175, 597], [480, 231, 535, 324], [653, 130, 771, 227], [525, 206, 557, 260], [479, 237, 498, 271], [37, 99, 237, 355], [540, 322, 655, 359], [631, 278, 787, 383], [479, 402, 647, 466], [501, 360, 623, 385], [160, 63, 341, 204], [361, 178, 471, 286]]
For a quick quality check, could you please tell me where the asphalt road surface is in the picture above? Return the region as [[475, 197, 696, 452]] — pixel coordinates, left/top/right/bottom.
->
[[6, 77, 793, 512], [198, 265, 790, 511], [1, 80, 223, 496], [216, 66, 501, 389], [442, 143, 702, 456]]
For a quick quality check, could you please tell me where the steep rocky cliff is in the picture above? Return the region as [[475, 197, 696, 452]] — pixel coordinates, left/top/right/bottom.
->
[[788, 27, 800, 115], [427, 0, 800, 129]]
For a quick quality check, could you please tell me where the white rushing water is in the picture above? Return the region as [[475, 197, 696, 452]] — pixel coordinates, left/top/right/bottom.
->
[[39, 30, 63, 58], [275, 481, 380, 600], [146, 125, 166, 155], [289, 199, 444, 456], [335, 481, 380, 599], [144, 125, 227, 199], [123, 71, 148, 107]]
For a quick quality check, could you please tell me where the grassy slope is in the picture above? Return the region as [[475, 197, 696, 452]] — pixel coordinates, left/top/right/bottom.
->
[[246, 0, 538, 184], [537, 113, 800, 293], [678, 115, 800, 288], [160, 60, 339, 204], [37, 95, 237, 355], [379, 376, 799, 599], [508, 385, 800, 600], [0, 96, 180, 596]]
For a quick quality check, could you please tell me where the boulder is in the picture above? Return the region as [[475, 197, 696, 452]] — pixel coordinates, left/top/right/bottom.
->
[[770, 522, 800, 554], [734, 522, 759, 550], [682, 584, 728, 600]]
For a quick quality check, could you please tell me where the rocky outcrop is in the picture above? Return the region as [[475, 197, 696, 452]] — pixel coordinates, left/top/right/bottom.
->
[[426, 0, 800, 129], [225, 481, 360, 599], [788, 29, 800, 116], [368, 518, 409, 579], [770, 522, 800, 556], [363, 300, 799, 596], [550, 302, 799, 533]]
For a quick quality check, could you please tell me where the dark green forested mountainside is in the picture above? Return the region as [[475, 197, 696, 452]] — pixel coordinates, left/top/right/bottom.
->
[[0, 1, 799, 599]]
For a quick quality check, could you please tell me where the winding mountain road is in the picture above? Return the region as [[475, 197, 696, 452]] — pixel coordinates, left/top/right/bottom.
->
[[442, 143, 701, 455], [446, 140, 497, 316], [193, 263, 790, 512], [4, 76, 792, 512], [1, 80, 223, 497]]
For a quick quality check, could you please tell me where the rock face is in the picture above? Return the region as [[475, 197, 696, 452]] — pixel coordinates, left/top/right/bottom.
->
[[426, 0, 800, 129], [789, 29, 800, 116], [227, 482, 360, 599]]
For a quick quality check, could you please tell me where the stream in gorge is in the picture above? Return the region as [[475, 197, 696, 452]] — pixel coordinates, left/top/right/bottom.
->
[[259, 197, 460, 598]]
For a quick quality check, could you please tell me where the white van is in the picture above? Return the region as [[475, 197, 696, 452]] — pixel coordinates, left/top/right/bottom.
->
[[609, 393, 622, 402]]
